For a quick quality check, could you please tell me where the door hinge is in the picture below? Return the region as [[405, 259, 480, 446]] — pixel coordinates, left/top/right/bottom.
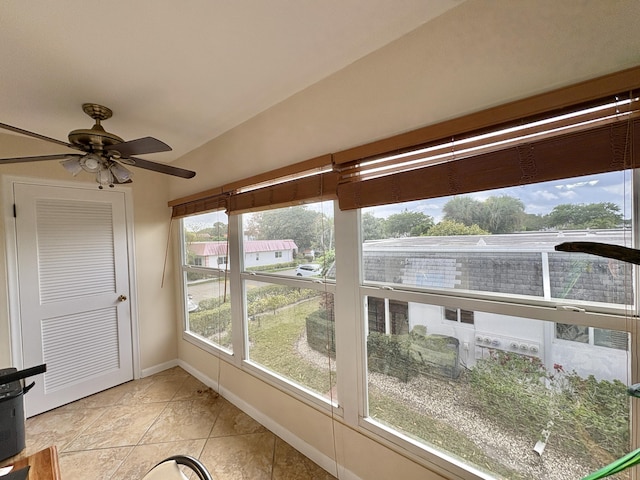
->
[[13, 204, 16, 218]]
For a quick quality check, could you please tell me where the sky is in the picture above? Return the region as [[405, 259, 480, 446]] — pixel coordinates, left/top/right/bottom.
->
[[184, 170, 632, 229], [365, 170, 632, 222]]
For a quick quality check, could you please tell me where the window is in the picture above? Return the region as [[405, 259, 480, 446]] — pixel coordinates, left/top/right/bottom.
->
[[168, 70, 639, 480], [557, 323, 628, 351], [360, 169, 633, 479], [242, 201, 337, 403], [556, 323, 589, 343], [444, 307, 474, 324], [367, 297, 409, 334], [243, 203, 335, 277], [181, 210, 232, 352], [362, 171, 633, 308]]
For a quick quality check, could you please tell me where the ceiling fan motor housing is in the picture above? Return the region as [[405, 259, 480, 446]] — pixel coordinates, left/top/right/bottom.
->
[[68, 103, 124, 153]]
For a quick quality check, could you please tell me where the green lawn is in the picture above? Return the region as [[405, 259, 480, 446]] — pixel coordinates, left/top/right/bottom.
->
[[248, 297, 336, 395]]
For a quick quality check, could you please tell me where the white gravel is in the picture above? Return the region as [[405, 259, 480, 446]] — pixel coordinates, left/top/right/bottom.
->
[[295, 331, 619, 480], [368, 372, 598, 480]]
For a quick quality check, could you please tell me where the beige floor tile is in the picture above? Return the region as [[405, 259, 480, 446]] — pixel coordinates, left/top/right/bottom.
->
[[200, 432, 276, 480], [65, 402, 167, 450], [58, 446, 133, 480], [210, 401, 267, 437], [272, 437, 336, 480], [23, 405, 107, 455], [112, 439, 207, 480], [11, 369, 334, 479], [140, 396, 222, 444], [118, 375, 187, 405], [172, 375, 218, 402], [60, 381, 135, 410]]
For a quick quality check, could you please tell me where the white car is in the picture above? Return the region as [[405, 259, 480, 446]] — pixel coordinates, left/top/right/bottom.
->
[[295, 264, 321, 277]]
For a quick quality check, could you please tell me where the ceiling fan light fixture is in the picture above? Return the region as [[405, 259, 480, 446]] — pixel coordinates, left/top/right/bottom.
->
[[60, 157, 83, 176], [110, 162, 133, 183], [96, 164, 114, 189], [80, 153, 102, 173]]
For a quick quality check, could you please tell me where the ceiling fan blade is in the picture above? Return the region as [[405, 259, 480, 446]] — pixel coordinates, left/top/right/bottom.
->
[[0, 153, 81, 164], [107, 136, 172, 157], [127, 156, 196, 179], [0, 122, 78, 150]]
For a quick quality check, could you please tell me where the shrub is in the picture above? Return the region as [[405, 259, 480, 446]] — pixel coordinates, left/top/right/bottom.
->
[[246, 261, 297, 272], [305, 309, 335, 357], [367, 333, 419, 382], [188, 301, 231, 337], [468, 350, 629, 460], [246, 284, 320, 317]]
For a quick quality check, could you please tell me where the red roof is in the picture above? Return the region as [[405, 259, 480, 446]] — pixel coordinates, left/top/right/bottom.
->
[[189, 240, 297, 256]]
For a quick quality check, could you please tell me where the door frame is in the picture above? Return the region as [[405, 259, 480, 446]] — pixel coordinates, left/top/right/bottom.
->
[[3, 175, 141, 379]]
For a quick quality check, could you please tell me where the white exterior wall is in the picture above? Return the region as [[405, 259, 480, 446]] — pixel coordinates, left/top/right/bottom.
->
[[408, 303, 627, 382], [243, 249, 295, 269]]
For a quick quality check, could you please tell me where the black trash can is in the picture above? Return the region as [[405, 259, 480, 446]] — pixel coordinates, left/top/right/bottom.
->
[[0, 368, 26, 461], [0, 364, 46, 462]]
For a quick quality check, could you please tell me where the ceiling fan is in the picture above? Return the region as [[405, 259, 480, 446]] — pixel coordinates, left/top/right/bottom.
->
[[0, 103, 196, 189]]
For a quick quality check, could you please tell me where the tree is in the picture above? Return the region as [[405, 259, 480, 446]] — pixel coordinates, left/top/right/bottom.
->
[[443, 196, 483, 226], [479, 196, 525, 234], [244, 205, 332, 252], [196, 221, 228, 240], [522, 213, 548, 232], [443, 195, 525, 234], [362, 212, 386, 241], [427, 220, 489, 236], [385, 209, 434, 237], [545, 202, 623, 229]]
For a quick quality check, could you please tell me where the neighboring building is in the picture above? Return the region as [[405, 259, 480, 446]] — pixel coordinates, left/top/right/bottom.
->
[[362, 229, 631, 382], [189, 239, 297, 269]]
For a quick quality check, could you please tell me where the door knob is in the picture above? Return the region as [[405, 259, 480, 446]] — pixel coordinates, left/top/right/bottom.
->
[[118, 294, 128, 302]]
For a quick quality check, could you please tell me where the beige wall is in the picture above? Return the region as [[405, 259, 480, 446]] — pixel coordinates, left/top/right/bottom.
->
[[168, 1, 640, 479], [0, 133, 177, 372], [169, 0, 640, 199], [1, 0, 639, 478]]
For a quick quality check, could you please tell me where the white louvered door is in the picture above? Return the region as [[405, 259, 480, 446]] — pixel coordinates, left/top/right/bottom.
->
[[14, 183, 133, 417]]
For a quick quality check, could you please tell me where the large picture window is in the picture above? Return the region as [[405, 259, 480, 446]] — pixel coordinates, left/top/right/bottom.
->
[[181, 210, 232, 352], [169, 71, 640, 480], [241, 201, 337, 404], [362, 171, 633, 309], [360, 170, 634, 479]]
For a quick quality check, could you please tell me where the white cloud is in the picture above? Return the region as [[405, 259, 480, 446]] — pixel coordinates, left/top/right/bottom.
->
[[416, 203, 441, 212], [602, 183, 628, 196], [555, 180, 599, 190], [532, 190, 559, 201], [558, 190, 577, 199]]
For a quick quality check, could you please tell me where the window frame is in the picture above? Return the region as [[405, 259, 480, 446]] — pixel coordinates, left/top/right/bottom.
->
[[238, 201, 341, 414], [176, 179, 640, 480], [353, 169, 640, 476], [179, 211, 235, 361], [171, 67, 640, 480]]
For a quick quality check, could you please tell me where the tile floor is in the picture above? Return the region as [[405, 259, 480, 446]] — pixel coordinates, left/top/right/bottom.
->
[[2, 367, 336, 479]]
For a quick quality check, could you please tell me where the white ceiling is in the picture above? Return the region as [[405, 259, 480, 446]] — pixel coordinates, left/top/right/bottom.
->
[[0, 0, 463, 163]]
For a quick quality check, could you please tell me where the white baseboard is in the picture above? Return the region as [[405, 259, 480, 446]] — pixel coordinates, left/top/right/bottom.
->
[[176, 359, 361, 480], [141, 359, 180, 378]]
